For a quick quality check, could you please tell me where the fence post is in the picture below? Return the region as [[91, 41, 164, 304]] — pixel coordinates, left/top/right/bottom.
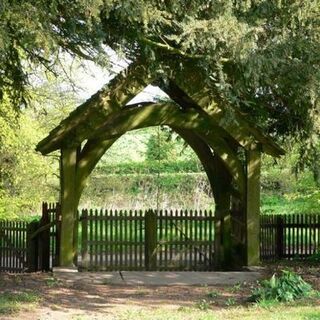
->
[[26, 221, 39, 272], [39, 202, 50, 271], [81, 209, 89, 270], [73, 209, 79, 266], [145, 210, 157, 271], [55, 203, 61, 267], [276, 216, 284, 259]]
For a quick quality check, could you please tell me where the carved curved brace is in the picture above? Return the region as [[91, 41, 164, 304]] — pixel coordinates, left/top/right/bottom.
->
[[167, 72, 284, 157], [172, 128, 240, 198], [172, 128, 217, 194], [37, 61, 156, 155], [75, 138, 118, 203], [82, 103, 246, 197]]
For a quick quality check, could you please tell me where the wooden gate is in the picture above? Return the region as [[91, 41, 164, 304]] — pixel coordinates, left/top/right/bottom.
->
[[79, 209, 215, 271], [0, 202, 61, 273], [0, 220, 29, 273]]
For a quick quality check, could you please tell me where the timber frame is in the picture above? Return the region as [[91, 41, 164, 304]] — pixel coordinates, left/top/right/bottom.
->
[[37, 60, 284, 270]]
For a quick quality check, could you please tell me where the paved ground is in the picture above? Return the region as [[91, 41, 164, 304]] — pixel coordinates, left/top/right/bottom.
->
[[53, 268, 262, 285]]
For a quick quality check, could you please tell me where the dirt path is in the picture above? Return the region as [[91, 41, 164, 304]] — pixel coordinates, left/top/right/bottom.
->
[[0, 264, 319, 320], [0, 272, 255, 319]]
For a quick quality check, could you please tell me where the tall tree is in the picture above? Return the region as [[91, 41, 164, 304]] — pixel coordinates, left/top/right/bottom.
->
[[1, 0, 319, 139]]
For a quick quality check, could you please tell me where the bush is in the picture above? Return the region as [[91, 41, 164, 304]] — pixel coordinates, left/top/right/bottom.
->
[[306, 250, 320, 263], [250, 270, 314, 303]]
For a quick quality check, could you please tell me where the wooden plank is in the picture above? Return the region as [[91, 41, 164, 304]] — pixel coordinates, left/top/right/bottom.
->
[[288, 214, 291, 259], [198, 210, 202, 269], [114, 209, 118, 269], [139, 210, 143, 269], [145, 210, 157, 271], [129, 210, 133, 269], [119, 210, 123, 269], [184, 209, 188, 270], [189, 210, 193, 270], [104, 209, 108, 270], [55, 203, 61, 267], [294, 214, 297, 258], [312, 214, 316, 254], [204, 210, 208, 270], [194, 209, 198, 269], [89, 209, 93, 269], [301, 214, 304, 257], [124, 210, 128, 270], [261, 215, 265, 260], [177, 209, 182, 270], [305, 215, 308, 256], [41, 203, 51, 271], [110, 209, 114, 269], [81, 210, 89, 270], [309, 215, 312, 255], [209, 210, 214, 269], [26, 221, 39, 272], [99, 208, 103, 268], [94, 209, 98, 268], [158, 209, 162, 270], [164, 209, 168, 270], [133, 210, 137, 270]]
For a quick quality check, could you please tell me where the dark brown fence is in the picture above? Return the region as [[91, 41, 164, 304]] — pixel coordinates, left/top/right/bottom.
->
[[79, 209, 215, 271], [0, 220, 29, 272], [260, 214, 320, 261], [0, 202, 61, 273], [45, 202, 61, 268], [2, 205, 320, 273]]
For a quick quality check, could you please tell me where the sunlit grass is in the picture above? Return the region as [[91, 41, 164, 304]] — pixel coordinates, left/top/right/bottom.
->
[[0, 291, 40, 315], [116, 303, 320, 320]]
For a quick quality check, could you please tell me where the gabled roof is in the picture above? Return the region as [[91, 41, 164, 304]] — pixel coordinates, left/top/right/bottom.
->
[[36, 62, 285, 157]]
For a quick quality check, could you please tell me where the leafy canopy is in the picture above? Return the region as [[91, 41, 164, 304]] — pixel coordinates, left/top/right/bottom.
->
[[1, 0, 319, 138]]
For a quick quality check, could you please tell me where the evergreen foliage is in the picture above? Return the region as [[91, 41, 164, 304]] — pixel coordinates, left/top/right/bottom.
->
[[0, 1, 319, 139], [0, 1, 320, 216]]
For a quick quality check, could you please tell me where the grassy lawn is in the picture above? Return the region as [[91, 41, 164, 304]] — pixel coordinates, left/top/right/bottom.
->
[[0, 291, 40, 315], [117, 304, 320, 320]]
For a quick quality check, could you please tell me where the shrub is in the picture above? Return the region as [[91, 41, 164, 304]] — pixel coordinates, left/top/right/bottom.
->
[[250, 270, 314, 303], [306, 250, 320, 263]]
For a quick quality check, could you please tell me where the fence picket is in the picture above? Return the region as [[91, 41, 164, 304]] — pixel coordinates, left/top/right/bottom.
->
[[2, 208, 320, 274]]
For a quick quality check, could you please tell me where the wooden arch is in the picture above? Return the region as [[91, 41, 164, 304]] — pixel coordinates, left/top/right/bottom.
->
[[37, 61, 284, 270]]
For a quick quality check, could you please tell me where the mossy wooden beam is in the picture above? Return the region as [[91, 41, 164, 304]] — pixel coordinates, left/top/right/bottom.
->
[[246, 148, 262, 266], [75, 138, 118, 202], [60, 147, 78, 267], [89, 103, 246, 198], [36, 60, 155, 155], [211, 154, 233, 270], [172, 128, 217, 193], [170, 68, 284, 157], [172, 128, 234, 269]]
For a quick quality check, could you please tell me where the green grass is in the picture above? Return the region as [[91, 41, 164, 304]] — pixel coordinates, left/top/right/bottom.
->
[[261, 193, 320, 215], [115, 303, 320, 320], [0, 291, 40, 315]]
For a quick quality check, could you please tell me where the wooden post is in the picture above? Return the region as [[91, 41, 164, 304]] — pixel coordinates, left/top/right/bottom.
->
[[60, 147, 77, 267], [40, 202, 50, 271], [26, 221, 39, 272], [81, 209, 89, 270], [246, 148, 262, 266], [211, 155, 233, 270], [73, 209, 79, 266], [55, 203, 61, 267], [145, 210, 157, 271], [276, 215, 284, 259]]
